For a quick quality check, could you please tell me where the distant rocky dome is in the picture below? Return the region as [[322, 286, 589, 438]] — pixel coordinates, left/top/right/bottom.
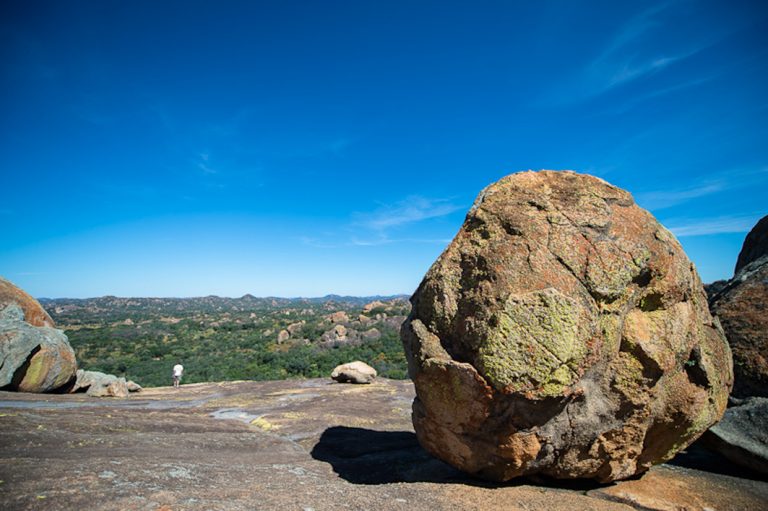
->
[[734, 215, 768, 274], [709, 215, 768, 398], [0, 277, 55, 328], [402, 170, 732, 483], [0, 277, 77, 392]]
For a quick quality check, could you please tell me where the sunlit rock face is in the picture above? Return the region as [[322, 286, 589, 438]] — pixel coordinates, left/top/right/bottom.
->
[[401, 170, 733, 483]]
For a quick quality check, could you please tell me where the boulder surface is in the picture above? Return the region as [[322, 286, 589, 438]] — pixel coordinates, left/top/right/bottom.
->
[[401, 170, 733, 482], [0, 277, 55, 328]]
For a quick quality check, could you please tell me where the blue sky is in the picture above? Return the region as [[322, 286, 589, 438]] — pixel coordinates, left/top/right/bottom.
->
[[1, 0, 766, 298]]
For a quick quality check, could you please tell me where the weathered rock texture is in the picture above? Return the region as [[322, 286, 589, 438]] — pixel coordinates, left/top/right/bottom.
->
[[0, 277, 55, 328], [709, 216, 768, 398], [331, 361, 377, 384], [0, 278, 77, 393], [401, 170, 733, 482], [734, 214, 768, 274]]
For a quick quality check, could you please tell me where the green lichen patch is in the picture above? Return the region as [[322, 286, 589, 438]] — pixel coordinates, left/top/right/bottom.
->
[[476, 288, 589, 395]]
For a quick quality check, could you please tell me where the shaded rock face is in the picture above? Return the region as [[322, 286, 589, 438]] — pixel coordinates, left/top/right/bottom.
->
[[331, 361, 377, 384], [401, 170, 733, 483], [702, 396, 768, 476], [734, 214, 768, 274], [709, 254, 768, 398], [0, 301, 77, 393], [0, 277, 55, 328]]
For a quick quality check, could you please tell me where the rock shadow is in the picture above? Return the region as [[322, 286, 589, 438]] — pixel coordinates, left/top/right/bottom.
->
[[309, 426, 604, 490], [310, 426, 478, 485], [668, 442, 768, 482]]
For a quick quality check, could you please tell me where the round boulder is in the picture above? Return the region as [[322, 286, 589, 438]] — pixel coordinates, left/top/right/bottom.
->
[[331, 361, 377, 384], [401, 170, 732, 482]]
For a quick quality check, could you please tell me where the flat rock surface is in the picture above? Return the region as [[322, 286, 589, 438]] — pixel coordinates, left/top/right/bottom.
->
[[0, 378, 766, 510]]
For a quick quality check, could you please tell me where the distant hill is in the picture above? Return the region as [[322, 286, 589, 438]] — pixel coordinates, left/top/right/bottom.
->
[[40, 295, 411, 387]]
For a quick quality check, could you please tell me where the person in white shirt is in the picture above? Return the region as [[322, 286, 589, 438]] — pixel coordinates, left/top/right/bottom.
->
[[172, 363, 184, 388]]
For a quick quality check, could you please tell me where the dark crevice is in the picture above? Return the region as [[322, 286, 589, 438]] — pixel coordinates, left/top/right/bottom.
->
[[684, 347, 709, 388], [501, 221, 523, 236], [631, 268, 653, 288], [638, 292, 664, 312], [620, 339, 663, 385]]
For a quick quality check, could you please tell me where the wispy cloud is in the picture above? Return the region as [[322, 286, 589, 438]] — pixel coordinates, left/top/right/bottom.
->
[[636, 167, 768, 211], [300, 195, 464, 249], [666, 215, 761, 237], [635, 182, 724, 210], [593, 75, 716, 116], [300, 235, 451, 249], [353, 196, 463, 231], [195, 152, 217, 174], [541, 3, 711, 105]]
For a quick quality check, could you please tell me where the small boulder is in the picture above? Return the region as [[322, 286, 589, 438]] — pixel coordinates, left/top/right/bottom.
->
[[328, 311, 349, 323], [362, 300, 386, 313], [286, 321, 305, 335], [331, 361, 377, 384], [71, 369, 129, 398], [322, 324, 348, 343], [277, 329, 290, 344]]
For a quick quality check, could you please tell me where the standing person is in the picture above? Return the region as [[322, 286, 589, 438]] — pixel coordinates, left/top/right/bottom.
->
[[172, 363, 184, 388]]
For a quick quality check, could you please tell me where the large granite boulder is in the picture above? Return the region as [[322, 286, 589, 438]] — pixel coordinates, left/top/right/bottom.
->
[[401, 170, 732, 483], [0, 279, 77, 393], [709, 216, 768, 398]]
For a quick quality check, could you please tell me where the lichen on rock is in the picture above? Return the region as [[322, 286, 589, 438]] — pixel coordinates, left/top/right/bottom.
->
[[401, 170, 733, 482]]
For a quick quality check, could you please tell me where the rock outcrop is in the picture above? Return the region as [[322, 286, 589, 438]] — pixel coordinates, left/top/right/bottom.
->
[[709, 216, 768, 398], [701, 396, 768, 477], [734, 214, 768, 274], [331, 361, 377, 384], [0, 279, 77, 393], [401, 170, 733, 482]]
